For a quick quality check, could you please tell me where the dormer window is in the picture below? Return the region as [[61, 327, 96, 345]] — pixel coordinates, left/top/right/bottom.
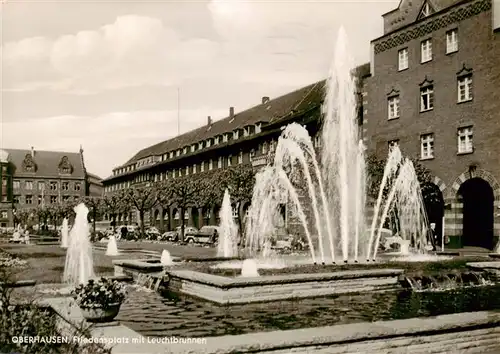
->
[[417, 1, 434, 20], [233, 130, 239, 140], [170, 152, 175, 158], [223, 134, 228, 143], [183, 147, 188, 154], [262, 142, 268, 154], [22, 154, 37, 173], [255, 124, 262, 134], [58, 156, 73, 174], [214, 136, 220, 145], [198, 142, 204, 150], [206, 139, 212, 148], [191, 145, 196, 152], [243, 127, 249, 137]]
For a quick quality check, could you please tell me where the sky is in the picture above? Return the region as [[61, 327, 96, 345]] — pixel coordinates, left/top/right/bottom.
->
[[1, 0, 398, 179]]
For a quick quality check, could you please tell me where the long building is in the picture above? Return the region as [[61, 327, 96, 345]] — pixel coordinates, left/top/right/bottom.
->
[[0, 147, 102, 228], [103, 65, 370, 232], [364, 0, 500, 249]]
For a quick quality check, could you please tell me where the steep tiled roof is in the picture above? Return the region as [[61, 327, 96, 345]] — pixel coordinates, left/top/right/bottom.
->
[[123, 81, 324, 165], [117, 64, 371, 170], [4, 149, 85, 178]]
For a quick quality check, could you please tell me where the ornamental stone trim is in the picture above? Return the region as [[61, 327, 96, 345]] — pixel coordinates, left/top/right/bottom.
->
[[374, 0, 492, 54]]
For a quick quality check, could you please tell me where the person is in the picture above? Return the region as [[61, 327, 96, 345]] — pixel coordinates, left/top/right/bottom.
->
[[24, 229, 30, 244], [430, 223, 437, 251], [121, 225, 128, 239]]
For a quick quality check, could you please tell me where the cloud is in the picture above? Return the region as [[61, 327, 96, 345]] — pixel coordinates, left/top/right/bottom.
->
[[2, 2, 397, 94], [2, 15, 220, 93], [0, 108, 228, 178], [207, 0, 397, 86]]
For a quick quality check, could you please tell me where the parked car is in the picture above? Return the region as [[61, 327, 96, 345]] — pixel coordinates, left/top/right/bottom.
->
[[162, 230, 179, 242], [185, 226, 220, 245], [145, 226, 161, 240]]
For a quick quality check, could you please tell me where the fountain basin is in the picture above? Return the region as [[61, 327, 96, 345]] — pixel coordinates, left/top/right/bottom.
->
[[166, 268, 404, 304]]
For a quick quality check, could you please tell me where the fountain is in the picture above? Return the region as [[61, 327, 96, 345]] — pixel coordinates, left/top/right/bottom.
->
[[161, 249, 173, 266], [61, 218, 69, 248], [242, 27, 432, 267], [217, 189, 239, 258], [63, 203, 95, 285], [106, 234, 119, 256], [241, 259, 259, 277]]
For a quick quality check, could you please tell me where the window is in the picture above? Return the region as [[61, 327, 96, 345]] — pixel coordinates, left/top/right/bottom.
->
[[0, 211, 7, 219], [227, 155, 232, 167], [421, 39, 432, 63], [238, 151, 243, 164], [398, 48, 409, 71], [388, 139, 400, 149], [192, 164, 196, 174], [223, 134, 228, 143], [26, 195, 33, 204], [62, 182, 69, 191], [209, 159, 213, 170], [388, 96, 400, 119], [62, 195, 70, 202], [185, 166, 189, 175], [201, 162, 205, 172], [1, 178, 6, 187], [49, 181, 57, 190], [13, 180, 20, 189], [270, 140, 276, 152], [191, 145, 195, 152], [13, 195, 20, 204], [214, 136, 220, 145], [74, 182, 81, 191], [446, 29, 458, 54], [458, 75, 473, 102], [420, 86, 434, 112], [420, 134, 434, 159], [176, 149, 181, 157], [218, 157, 223, 168], [262, 142, 268, 154], [38, 181, 45, 190], [250, 149, 256, 160], [50, 196, 58, 204], [25, 181, 33, 190], [170, 152, 174, 158], [421, 2, 431, 17], [458, 126, 473, 154]]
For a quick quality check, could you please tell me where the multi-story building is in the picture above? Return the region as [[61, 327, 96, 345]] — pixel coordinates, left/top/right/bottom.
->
[[364, 0, 500, 249], [86, 172, 104, 197], [103, 64, 370, 232], [0, 146, 98, 228]]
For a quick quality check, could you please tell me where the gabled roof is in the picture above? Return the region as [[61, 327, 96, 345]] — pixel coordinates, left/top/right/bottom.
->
[[115, 63, 371, 172], [4, 149, 85, 178], [123, 81, 323, 166]]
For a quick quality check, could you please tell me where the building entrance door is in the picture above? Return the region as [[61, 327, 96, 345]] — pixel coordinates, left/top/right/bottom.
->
[[458, 178, 494, 249]]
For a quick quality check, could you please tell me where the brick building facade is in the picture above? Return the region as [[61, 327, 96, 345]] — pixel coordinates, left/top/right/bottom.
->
[[364, 0, 500, 249], [0, 147, 99, 228]]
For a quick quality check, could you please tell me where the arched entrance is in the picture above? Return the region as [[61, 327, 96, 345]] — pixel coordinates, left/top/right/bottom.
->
[[458, 178, 494, 249]]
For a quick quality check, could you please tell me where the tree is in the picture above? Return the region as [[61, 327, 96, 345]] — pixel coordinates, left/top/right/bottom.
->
[[82, 196, 103, 234], [222, 165, 256, 233], [102, 192, 127, 231], [13, 209, 33, 228], [165, 175, 207, 241], [366, 154, 443, 214], [124, 187, 159, 238]]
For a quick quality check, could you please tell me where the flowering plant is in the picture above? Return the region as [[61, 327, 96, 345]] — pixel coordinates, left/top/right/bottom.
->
[[71, 277, 126, 309]]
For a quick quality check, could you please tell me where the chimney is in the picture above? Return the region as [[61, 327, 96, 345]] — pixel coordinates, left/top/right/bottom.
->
[[229, 107, 234, 118], [262, 96, 270, 104], [207, 116, 212, 125], [30, 146, 35, 157]]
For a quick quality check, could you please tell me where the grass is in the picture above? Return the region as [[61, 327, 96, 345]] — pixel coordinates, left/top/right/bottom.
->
[[0, 241, 216, 284], [192, 256, 491, 277]]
